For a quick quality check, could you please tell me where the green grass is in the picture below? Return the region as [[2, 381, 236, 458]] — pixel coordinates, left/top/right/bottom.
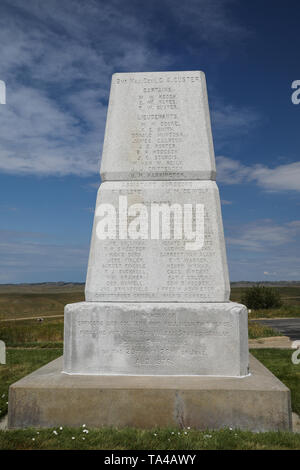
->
[[231, 285, 300, 305], [5, 342, 63, 349], [0, 348, 62, 418], [247, 305, 300, 319], [251, 349, 300, 415], [0, 291, 84, 320], [0, 285, 300, 321], [0, 318, 64, 346], [231, 286, 300, 318], [0, 426, 300, 450], [248, 321, 281, 339]]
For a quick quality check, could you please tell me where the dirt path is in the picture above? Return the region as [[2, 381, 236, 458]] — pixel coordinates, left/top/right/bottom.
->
[[0, 314, 64, 322], [249, 335, 293, 349]]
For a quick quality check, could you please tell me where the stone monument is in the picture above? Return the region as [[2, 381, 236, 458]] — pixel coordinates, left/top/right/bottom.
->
[[64, 71, 248, 377], [8, 71, 292, 431]]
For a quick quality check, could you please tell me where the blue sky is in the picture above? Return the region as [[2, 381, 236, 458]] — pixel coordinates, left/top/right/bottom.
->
[[0, 0, 299, 283]]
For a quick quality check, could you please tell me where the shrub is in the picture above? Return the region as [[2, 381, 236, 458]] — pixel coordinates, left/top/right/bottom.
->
[[241, 285, 282, 310]]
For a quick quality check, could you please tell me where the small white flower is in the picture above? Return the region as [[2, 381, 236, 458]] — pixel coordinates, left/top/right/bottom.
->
[[178, 432, 180, 435], [229, 427, 233, 431], [6, 402, 8, 405], [72, 437, 75, 440], [82, 424, 86, 428], [187, 427, 190, 430], [171, 432, 174, 435], [53, 430, 58, 435], [37, 432, 39, 435], [32, 438, 35, 441], [82, 437, 85, 440], [59, 426, 63, 430], [154, 433, 157, 436], [184, 432, 187, 435]]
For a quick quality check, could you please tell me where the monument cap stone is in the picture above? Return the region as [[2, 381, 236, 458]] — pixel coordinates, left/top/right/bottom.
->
[[100, 71, 216, 181]]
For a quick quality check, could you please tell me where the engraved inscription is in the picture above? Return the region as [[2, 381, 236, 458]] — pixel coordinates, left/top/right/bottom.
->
[[101, 71, 216, 180], [76, 314, 234, 368], [87, 181, 229, 302]]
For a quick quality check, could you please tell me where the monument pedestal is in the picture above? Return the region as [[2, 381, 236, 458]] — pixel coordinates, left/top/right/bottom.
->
[[8, 355, 292, 432], [63, 301, 248, 377]]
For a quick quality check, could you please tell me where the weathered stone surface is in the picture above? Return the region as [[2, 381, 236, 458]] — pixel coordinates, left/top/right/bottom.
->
[[86, 180, 230, 302], [8, 355, 292, 432], [100, 71, 216, 181], [63, 302, 248, 376]]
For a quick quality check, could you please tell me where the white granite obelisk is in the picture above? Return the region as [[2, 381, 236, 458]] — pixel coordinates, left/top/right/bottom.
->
[[63, 71, 249, 376]]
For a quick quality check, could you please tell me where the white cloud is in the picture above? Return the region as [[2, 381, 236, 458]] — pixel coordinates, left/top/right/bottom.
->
[[211, 105, 261, 142], [221, 199, 232, 205], [225, 219, 300, 280], [226, 219, 300, 251], [0, 86, 105, 175], [251, 162, 300, 191], [166, 0, 247, 44], [0, 0, 250, 177], [216, 156, 300, 191], [216, 156, 249, 184]]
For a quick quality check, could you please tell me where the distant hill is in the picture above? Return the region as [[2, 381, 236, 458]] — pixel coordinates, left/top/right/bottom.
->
[[0, 282, 85, 294], [231, 281, 300, 287], [0, 280, 299, 294]]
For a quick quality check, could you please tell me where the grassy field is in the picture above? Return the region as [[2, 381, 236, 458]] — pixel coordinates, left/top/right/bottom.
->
[[0, 291, 84, 321], [0, 348, 62, 419], [230, 285, 300, 305], [248, 322, 281, 339], [0, 283, 299, 322], [231, 285, 300, 318], [0, 318, 64, 347], [246, 305, 300, 319], [251, 348, 300, 415], [1, 426, 300, 450]]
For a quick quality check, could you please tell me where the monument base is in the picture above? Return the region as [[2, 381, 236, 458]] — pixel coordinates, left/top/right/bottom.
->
[[64, 301, 249, 376], [8, 355, 292, 431]]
